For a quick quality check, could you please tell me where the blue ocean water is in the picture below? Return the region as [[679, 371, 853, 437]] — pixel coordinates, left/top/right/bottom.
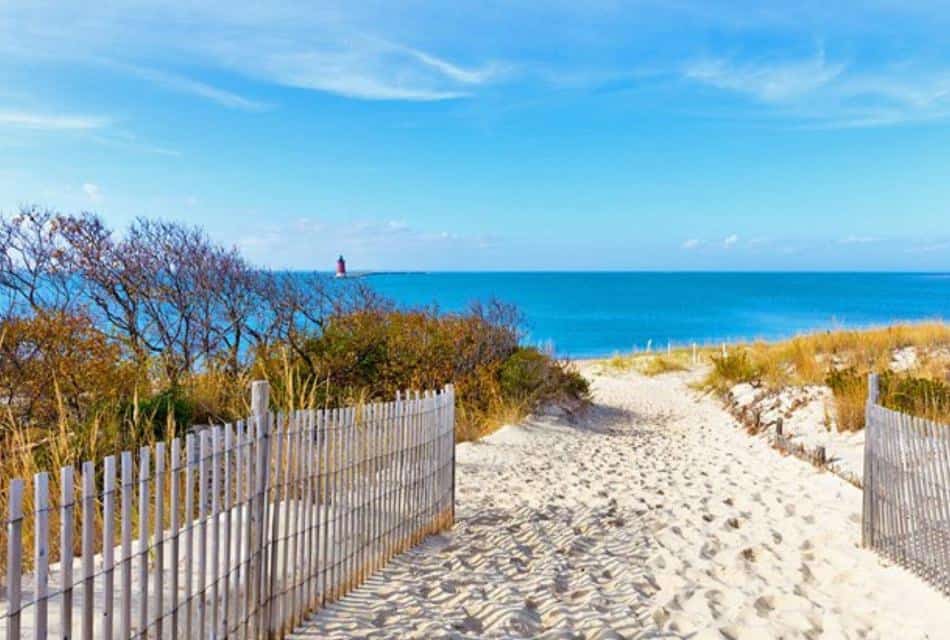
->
[[363, 272, 950, 358]]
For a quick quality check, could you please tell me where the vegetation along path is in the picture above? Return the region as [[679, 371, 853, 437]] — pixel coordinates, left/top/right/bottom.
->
[[290, 364, 950, 639]]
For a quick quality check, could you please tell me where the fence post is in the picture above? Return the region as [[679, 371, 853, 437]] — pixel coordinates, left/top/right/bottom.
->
[[250, 380, 271, 637], [7, 479, 23, 640], [81, 461, 96, 640], [862, 373, 880, 547], [447, 384, 456, 528], [867, 373, 880, 408], [60, 466, 74, 636]]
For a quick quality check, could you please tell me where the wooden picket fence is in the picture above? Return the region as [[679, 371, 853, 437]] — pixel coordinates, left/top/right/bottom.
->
[[1, 382, 456, 639], [862, 373, 950, 593]]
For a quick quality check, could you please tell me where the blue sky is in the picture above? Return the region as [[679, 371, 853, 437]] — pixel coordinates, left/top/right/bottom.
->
[[1, 1, 949, 270]]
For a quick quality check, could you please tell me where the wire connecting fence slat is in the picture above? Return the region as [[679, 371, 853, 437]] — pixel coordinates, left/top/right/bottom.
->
[[1, 382, 456, 639], [863, 373, 950, 594]]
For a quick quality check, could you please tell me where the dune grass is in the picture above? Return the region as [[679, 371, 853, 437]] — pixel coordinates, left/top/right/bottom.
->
[[604, 349, 698, 376], [703, 322, 950, 430]]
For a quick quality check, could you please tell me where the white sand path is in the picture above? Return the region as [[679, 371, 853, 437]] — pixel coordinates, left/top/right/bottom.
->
[[290, 365, 950, 639]]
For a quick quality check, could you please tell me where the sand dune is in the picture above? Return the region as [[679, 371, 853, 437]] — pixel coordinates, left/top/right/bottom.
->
[[291, 364, 950, 639]]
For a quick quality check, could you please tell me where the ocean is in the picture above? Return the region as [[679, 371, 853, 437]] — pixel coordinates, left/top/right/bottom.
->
[[363, 272, 950, 358]]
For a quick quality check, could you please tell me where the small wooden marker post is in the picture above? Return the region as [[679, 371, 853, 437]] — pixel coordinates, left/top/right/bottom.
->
[[815, 446, 826, 466], [775, 418, 783, 437]]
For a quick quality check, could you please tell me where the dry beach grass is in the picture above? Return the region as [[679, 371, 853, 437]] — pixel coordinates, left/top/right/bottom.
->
[[702, 322, 950, 428]]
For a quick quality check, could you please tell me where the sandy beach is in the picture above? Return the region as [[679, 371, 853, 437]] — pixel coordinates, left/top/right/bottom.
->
[[292, 363, 950, 639]]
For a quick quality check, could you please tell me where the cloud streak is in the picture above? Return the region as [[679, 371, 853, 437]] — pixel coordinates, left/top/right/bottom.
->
[[110, 62, 270, 110], [233, 214, 499, 268], [838, 235, 876, 245], [0, 110, 109, 130], [682, 48, 950, 128], [206, 37, 501, 102], [1, 4, 508, 104], [684, 50, 845, 103], [82, 183, 103, 202]]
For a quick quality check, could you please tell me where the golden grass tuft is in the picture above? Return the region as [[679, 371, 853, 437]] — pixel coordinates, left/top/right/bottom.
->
[[640, 355, 690, 376], [702, 322, 950, 430], [603, 349, 698, 376]]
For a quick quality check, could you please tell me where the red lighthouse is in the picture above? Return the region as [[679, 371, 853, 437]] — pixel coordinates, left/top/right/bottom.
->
[[335, 255, 346, 278]]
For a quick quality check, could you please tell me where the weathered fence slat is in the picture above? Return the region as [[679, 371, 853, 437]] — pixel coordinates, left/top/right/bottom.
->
[[103, 455, 116, 640], [153, 442, 166, 639], [210, 427, 221, 638], [2, 382, 456, 640], [197, 431, 209, 637], [137, 447, 150, 637], [119, 452, 132, 640], [34, 472, 49, 640], [222, 424, 233, 639], [183, 434, 195, 640], [7, 479, 23, 640], [168, 439, 180, 640], [60, 465, 74, 638], [863, 373, 950, 594], [316, 410, 328, 608], [81, 460, 95, 640]]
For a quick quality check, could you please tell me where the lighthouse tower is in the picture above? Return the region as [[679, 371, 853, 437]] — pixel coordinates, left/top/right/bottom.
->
[[335, 255, 347, 278]]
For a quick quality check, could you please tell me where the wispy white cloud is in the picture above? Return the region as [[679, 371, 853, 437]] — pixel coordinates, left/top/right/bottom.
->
[[347, 219, 413, 240], [684, 50, 845, 103], [838, 234, 876, 244], [110, 62, 269, 111], [215, 42, 494, 102], [683, 48, 950, 128], [82, 182, 102, 202], [88, 131, 182, 157], [231, 214, 498, 268], [723, 234, 739, 248], [403, 47, 506, 85], [0, 110, 109, 130], [681, 238, 702, 250], [2, 3, 511, 104], [0, 103, 176, 155], [909, 241, 950, 253]]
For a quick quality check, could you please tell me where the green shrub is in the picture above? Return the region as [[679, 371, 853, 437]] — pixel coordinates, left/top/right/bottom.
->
[[499, 347, 589, 403], [824, 368, 950, 430], [879, 371, 950, 423], [250, 309, 588, 442], [130, 387, 195, 439], [705, 351, 760, 390], [498, 347, 549, 398]]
